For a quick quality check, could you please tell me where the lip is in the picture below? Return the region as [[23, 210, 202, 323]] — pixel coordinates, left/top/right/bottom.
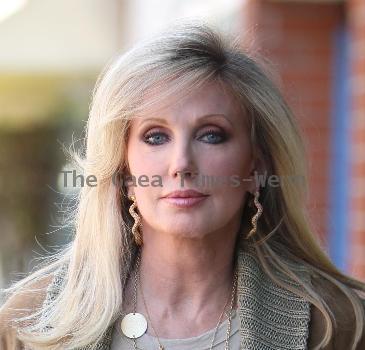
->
[[162, 189, 208, 198], [161, 189, 209, 208], [162, 196, 208, 208]]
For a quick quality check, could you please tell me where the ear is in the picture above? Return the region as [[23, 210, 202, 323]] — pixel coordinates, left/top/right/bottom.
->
[[117, 163, 134, 199], [247, 157, 265, 195], [124, 176, 134, 199]]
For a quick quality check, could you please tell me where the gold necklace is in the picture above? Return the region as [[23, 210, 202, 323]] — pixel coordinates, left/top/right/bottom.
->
[[121, 249, 238, 350]]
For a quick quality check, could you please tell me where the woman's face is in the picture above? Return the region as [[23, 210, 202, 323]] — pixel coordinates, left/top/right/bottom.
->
[[126, 80, 255, 240]]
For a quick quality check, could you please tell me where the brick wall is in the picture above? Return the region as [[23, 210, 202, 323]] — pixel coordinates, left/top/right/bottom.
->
[[347, 0, 365, 280], [240, 0, 342, 247]]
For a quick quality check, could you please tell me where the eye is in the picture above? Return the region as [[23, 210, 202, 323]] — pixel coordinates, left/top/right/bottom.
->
[[198, 129, 227, 144], [143, 131, 169, 146], [142, 128, 228, 146]]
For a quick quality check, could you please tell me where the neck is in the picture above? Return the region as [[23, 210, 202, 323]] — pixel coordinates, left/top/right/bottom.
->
[[124, 221, 241, 338]]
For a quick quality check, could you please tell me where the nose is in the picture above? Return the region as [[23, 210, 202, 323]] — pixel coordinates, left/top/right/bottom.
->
[[175, 169, 198, 180], [168, 140, 199, 181]]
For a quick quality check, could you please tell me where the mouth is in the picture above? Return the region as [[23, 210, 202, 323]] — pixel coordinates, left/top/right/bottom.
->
[[162, 195, 209, 208], [161, 189, 209, 208], [162, 189, 209, 199]]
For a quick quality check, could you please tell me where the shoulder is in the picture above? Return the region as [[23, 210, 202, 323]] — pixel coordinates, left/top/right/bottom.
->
[[307, 274, 365, 350], [0, 274, 54, 348]]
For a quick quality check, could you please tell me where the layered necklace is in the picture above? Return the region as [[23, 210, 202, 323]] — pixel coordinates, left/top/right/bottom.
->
[[120, 250, 238, 350]]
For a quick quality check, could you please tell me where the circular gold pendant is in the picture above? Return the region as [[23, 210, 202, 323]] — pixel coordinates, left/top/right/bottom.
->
[[120, 312, 148, 339]]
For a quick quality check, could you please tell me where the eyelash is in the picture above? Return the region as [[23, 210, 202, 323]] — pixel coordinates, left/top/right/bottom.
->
[[143, 129, 227, 146]]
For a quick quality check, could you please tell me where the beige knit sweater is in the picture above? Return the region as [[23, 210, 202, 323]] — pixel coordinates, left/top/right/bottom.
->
[[41, 247, 312, 350]]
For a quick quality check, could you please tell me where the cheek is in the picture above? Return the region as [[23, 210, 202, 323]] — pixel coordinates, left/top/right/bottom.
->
[[200, 148, 252, 195], [202, 147, 252, 178], [127, 144, 164, 200], [127, 141, 163, 178]]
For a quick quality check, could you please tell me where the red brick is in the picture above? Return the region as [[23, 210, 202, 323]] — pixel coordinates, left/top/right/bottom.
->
[[351, 231, 365, 245], [239, 0, 342, 244], [353, 98, 365, 111], [352, 161, 365, 177], [352, 58, 365, 75], [350, 210, 365, 231], [347, 264, 365, 281], [351, 111, 365, 129], [352, 197, 365, 211], [352, 129, 365, 144]]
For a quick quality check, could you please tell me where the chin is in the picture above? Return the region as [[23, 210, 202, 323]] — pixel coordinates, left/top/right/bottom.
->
[[164, 224, 212, 239]]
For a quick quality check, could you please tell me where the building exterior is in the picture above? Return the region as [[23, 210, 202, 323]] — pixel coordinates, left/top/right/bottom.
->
[[239, 0, 365, 279]]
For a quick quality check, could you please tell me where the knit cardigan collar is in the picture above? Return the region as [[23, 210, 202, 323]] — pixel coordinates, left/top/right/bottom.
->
[[45, 247, 311, 349]]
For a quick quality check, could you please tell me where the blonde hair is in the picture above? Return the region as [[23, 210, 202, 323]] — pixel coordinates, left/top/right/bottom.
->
[[1, 19, 365, 349]]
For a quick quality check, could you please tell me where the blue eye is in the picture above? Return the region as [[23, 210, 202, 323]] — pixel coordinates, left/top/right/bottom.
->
[[143, 131, 169, 145], [199, 130, 226, 144], [143, 129, 227, 146]]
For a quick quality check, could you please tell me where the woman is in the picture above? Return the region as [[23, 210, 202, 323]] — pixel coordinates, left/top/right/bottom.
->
[[1, 20, 365, 350]]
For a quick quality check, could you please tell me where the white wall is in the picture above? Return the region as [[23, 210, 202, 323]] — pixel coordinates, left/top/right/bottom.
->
[[0, 0, 125, 72], [0, 0, 245, 73], [124, 0, 244, 47]]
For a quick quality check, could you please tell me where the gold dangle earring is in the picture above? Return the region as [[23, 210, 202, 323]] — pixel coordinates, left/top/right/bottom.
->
[[245, 189, 263, 239], [128, 195, 143, 246]]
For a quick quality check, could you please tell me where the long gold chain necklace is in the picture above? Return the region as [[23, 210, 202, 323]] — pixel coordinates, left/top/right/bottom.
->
[[120, 249, 238, 350]]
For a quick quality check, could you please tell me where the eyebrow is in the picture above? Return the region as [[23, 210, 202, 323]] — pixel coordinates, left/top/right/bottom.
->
[[138, 114, 233, 127]]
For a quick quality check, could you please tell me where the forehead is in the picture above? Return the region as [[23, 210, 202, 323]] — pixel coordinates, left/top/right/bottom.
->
[[133, 79, 244, 125]]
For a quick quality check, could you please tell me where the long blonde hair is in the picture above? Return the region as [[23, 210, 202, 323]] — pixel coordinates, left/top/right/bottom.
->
[[1, 19, 365, 349]]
